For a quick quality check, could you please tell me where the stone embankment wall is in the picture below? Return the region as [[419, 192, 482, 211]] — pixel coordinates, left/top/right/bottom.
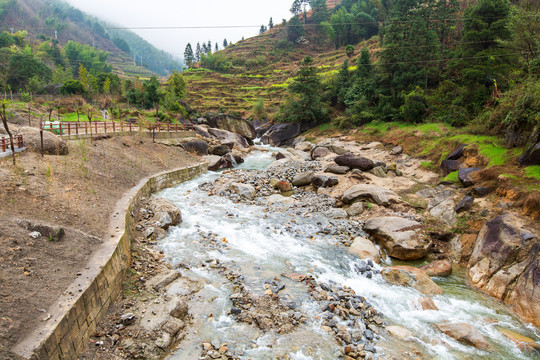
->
[[14, 163, 207, 360]]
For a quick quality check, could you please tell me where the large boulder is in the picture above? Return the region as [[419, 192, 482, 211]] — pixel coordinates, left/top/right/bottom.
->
[[334, 153, 374, 171], [205, 113, 256, 140], [518, 143, 540, 166], [441, 159, 460, 176], [364, 217, 431, 260], [148, 199, 182, 230], [209, 144, 232, 156], [208, 128, 249, 148], [435, 323, 490, 350], [18, 126, 68, 155], [261, 123, 305, 146], [178, 138, 208, 156], [421, 259, 452, 277], [381, 266, 443, 295], [348, 237, 380, 264], [447, 144, 466, 160], [295, 141, 314, 152], [342, 184, 399, 206], [429, 199, 457, 226], [325, 143, 347, 155], [468, 212, 540, 327], [208, 153, 237, 171], [192, 125, 212, 138]]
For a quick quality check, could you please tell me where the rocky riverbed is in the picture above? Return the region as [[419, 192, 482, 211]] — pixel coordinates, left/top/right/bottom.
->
[[81, 137, 540, 360]]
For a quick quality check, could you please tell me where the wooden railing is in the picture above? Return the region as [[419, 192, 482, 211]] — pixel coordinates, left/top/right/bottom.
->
[[41, 121, 194, 137], [0, 135, 24, 152]]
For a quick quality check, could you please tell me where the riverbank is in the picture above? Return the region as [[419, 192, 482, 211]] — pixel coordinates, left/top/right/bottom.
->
[[0, 135, 200, 354]]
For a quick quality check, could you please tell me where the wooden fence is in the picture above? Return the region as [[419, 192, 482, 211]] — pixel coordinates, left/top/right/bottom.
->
[[0, 135, 24, 152], [40, 121, 194, 137]]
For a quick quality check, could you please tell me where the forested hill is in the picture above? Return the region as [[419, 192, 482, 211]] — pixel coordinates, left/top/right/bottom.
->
[[0, 0, 182, 76], [184, 0, 538, 149]]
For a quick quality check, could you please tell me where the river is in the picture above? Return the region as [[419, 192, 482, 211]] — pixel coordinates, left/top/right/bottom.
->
[[156, 147, 539, 360]]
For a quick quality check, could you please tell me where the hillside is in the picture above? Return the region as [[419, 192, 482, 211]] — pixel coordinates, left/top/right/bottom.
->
[[0, 0, 182, 77]]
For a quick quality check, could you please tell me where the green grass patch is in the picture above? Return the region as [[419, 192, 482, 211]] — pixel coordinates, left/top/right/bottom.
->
[[442, 171, 459, 183], [524, 166, 540, 181], [420, 161, 436, 171], [449, 134, 510, 167]]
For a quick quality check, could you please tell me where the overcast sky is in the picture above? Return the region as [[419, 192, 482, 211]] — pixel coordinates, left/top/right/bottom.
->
[[65, 0, 294, 59]]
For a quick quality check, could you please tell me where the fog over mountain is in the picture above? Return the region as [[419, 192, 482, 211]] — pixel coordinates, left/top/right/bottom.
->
[[65, 0, 293, 58]]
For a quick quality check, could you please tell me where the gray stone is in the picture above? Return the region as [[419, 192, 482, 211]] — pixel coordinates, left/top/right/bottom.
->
[[179, 139, 208, 156], [324, 208, 348, 219], [458, 167, 482, 187], [18, 126, 68, 155], [342, 184, 399, 206], [149, 198, 182, 230], [325, 144, 347, 155], [346, 202, 364, 217], [349, 237, 380, 263], [295, 141, 314, 152], [370, 166, 387, 178], [390, 145, 403, 155], [447, 144, 466, 160], [146, 270, 180, 292], [441, 159, 460, 176], [456, 196, 474, 213], [430, 199, 457, 226], [208, 128, 249, 148], [326, 164, 350, 174], [292, 171, 315, 187], [209, 144, 231, 156], [335, 153, 374, 171], [230, 182, 256, 199], [364, 217, 431, 260], [436, 323, 490, 350], [312, 175, 338, 188], [311, 146, 332, 159]]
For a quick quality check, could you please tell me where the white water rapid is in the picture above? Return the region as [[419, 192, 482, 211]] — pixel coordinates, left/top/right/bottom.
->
[[156, 147, 539, 360]]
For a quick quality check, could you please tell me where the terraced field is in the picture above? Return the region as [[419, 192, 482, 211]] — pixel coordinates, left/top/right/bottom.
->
[[183, 26, 379, 119]]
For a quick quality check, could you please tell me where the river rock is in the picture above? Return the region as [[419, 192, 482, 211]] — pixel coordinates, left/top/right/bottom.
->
[[362, 142, 382, 150], [261, 123, 304, 146], [468, 212, 540, 327], [18, 126, 68, 155], [292, 171, 315, 187], [176, 138, 208, 156], [364, 217, 431, 260], [326, 164, 350, 174], [498, 328, 540, 351], [312, 175, 338, 189], [341, 184, 399, 206], [381, 266, 443, 295], [455, 195, 474, 213], [275, 180, 292, 192], [148, 199, 182, 230], [208, 128, 249, 148], [348, 237, 380, 264], [418, 297, 439, 310], [265, 194, 296, 206], [386, 325, 412, 340], [209, 144, 231, 156], [205, 113, 256, 140], [325, 208, 348, 219], [429, 199, 457, 226], [441, 159, 460, 176], [325, 143, 347, 155], [370, 166, 387, 178], [390, 145, 403, 155], [421, 259, 452, 277], [346, 202, 364, 217], [458, 167, 482, 187], [208, 153, 237, 171], [335, 154, 374, 171], [311, 146, 332, 159], [295, 141, 314, 152], [436, 323, 490, 350], [230, 183, 256, 200], [447, 144, 466, 160]]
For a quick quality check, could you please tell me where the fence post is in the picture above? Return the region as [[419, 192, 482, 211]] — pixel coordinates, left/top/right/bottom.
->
[[68, 122, 71, 136], [1, 138, 5, 152], [104, 122, 107, 134], [129, 122, 132, 132], [113, 122, 116, 133], [95, 121, 98, 134]]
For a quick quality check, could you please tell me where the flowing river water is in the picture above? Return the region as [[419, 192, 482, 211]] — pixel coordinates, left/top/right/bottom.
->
[[155, 147, 539, 360]]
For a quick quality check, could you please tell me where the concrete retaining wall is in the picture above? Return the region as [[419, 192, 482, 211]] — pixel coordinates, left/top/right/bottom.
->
[[13, 163, 207, 360]]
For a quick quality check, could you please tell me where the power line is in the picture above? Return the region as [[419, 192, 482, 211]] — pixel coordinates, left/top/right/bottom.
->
[[1, 14, 538, 32]]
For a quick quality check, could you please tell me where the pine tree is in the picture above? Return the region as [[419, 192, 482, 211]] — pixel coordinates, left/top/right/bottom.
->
[[207, 41, 212, 54], [260, 25, 267, 34], [280, 56, 328, 125], [223, 39, 228, 48], [184, 43, 194, 68], [269, 17, 274, 29], [287, 16, 305, 42], [215, 43, 219, 52], [196, 42, 202, 62]]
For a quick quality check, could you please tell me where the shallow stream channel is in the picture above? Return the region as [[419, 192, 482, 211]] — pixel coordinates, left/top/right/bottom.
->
[[155, 146, 539, 360]]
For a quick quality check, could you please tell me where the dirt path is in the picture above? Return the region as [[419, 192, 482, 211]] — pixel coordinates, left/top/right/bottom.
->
[[0, 134, 200, 351]]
